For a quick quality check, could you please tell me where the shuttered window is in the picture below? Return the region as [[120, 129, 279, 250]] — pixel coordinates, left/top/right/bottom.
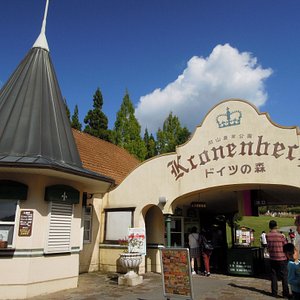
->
[[45, 201, 73, 254]]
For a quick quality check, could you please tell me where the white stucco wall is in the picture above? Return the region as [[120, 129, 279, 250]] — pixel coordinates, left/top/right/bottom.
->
[[107, 99, 300, 220], [0, 172, 95, 299], [79, 195, 103, 273], [99, 99, 300, 273]]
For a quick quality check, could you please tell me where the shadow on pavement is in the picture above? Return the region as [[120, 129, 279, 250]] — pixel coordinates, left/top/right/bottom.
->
[[228, 283, 273, 298]]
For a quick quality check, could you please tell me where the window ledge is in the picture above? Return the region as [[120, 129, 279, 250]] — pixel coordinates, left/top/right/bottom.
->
[[99, 243, 126, 250], [0, 247, 15, 256]]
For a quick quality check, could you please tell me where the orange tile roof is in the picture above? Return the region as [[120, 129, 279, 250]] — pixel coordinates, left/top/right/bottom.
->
[[72, 129, 140, 186]]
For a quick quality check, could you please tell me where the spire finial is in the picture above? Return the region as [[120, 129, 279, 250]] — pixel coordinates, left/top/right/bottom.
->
[[32, 0, 50, 51]]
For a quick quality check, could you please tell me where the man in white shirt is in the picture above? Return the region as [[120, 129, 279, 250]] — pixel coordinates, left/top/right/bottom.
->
[[294, 216, 300, 255], [260, 230, 268, 256]]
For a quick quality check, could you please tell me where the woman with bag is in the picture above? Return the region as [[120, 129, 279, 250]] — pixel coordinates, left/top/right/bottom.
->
[[188, 226, 201, 275], [200, 228, 213, 277]]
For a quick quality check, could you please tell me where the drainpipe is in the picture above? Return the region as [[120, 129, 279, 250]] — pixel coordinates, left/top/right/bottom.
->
[[165, 214, 172, 247]]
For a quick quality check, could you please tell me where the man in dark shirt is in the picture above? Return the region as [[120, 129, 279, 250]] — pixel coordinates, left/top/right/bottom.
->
[[266, 220, 290, 298]]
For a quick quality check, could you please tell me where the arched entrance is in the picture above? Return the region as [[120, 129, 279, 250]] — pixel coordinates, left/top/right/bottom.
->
[[164, 183, 300, 273], [144, 205, 164, 272], [106, 99, 300, 275]]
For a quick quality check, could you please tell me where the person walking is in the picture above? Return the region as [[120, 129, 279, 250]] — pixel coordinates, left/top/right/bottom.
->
[[260, 230, 268, 257], [266, 220, 290, 298], [188, 226, 201, 275], [200, 228, 213, 277]]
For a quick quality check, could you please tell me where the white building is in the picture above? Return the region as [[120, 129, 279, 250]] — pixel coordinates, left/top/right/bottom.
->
[[1, 2, 300, 299]]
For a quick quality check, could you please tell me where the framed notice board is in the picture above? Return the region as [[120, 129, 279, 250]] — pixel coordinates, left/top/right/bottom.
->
[[18, 210, 34, 237], [160, 247, 193, 300]]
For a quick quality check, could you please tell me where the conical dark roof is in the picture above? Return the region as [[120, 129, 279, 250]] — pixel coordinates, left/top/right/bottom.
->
[[0, 12, 113, 184], [0, 47, 82, 166]]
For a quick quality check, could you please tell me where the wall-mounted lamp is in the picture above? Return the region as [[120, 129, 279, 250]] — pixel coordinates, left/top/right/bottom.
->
[[87, 193, 93, 199], [83, 192, 94, 207], [87, 199, 93, 206], [159, 196, 167, 206]]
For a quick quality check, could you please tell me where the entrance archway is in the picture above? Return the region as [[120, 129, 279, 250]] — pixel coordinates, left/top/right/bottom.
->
[[106, 99, 300, 275], [165, 183, 300, 273], [144, 205, 164, 272]]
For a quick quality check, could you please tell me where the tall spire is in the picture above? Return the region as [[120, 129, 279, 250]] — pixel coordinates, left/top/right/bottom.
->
[[32, 0, 50, 51], [0, 0, 114, 184]]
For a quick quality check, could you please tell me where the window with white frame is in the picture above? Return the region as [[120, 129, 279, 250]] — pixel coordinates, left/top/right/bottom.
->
[[0, 200, 18, 246], [83, 206, 92, 243], [0, 180, 27, 247], [104, 208, 134, 243]]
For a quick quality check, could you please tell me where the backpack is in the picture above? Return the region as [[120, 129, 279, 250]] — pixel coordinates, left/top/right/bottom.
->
[[201, 235, 214, 251], [289, 232, 295, 239]]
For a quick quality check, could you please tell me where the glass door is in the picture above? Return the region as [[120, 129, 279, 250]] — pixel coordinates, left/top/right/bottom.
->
[[169, 216, 184, 247]]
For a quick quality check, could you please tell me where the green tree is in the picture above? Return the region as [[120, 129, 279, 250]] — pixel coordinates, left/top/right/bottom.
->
[[156, 112, 191, 154], [83, 88, 111, 141], [178, 126, 191, 145], [71, 105, 82, 131], [112, 91, 146, 160], [143, 128, 157, 159]]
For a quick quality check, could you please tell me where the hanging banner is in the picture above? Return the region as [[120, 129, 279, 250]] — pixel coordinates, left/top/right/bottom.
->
[[160, 248, 193, 300], [128, 227, 146, 255]]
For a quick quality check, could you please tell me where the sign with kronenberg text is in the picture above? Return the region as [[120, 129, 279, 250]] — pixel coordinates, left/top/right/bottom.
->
[[167, 134, 299, 181], [107, 99, 300, 220], [166, 101, 300, 184]]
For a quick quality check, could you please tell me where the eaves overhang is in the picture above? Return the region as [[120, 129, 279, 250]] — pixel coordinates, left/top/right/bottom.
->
[[0, 155, 115, 193]]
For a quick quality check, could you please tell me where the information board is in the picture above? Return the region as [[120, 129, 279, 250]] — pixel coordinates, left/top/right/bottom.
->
[[227, 248, 255, 276], [160, 248, 193, 300], [18, 210, 34, 237]]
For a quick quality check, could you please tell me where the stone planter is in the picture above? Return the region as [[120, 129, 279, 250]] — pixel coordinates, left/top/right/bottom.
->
[[118, 252, 143, 286], [119, 252, 142, 270]]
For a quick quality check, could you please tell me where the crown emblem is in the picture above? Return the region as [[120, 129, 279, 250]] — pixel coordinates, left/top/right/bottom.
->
[[216, 107, 242, 128]]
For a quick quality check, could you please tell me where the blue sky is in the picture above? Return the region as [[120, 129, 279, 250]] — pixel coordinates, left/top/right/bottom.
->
[[0, 0, 299, 134]]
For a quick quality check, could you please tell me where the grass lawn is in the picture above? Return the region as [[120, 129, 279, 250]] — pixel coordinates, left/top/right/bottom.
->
[[226, 215, 295, 247]]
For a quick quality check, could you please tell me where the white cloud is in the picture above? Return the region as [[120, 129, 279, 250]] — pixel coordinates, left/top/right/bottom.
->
[[135, 43, 273, 134]]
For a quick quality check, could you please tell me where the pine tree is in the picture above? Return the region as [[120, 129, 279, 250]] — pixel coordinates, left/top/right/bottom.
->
[[83, 88, 111, 141], [144, 128, 157, 159], [178, 126, 191, 145], [113, 91, 146, 160], [71, 105, 82, 131], [156, 112, 191, 154]]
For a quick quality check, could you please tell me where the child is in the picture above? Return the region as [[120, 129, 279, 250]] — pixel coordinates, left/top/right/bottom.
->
[[283, 243, 300, 300]]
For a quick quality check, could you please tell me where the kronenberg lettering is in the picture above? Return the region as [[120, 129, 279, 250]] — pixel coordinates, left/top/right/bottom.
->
[[167, 135, 300, 180]]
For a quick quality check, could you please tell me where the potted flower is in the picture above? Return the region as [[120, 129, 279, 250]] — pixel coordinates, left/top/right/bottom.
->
[[0, 234, 8, 249], [118, 231, 145, 285]]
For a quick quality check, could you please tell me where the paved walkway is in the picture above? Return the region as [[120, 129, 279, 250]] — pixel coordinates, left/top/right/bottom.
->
[[29, 271, 289, 300]]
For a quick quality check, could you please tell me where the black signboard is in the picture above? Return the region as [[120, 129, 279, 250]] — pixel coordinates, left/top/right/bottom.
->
[[227, 248, 262, 276], [160, 248, 193, 300], [18, 210, 34, 237]]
